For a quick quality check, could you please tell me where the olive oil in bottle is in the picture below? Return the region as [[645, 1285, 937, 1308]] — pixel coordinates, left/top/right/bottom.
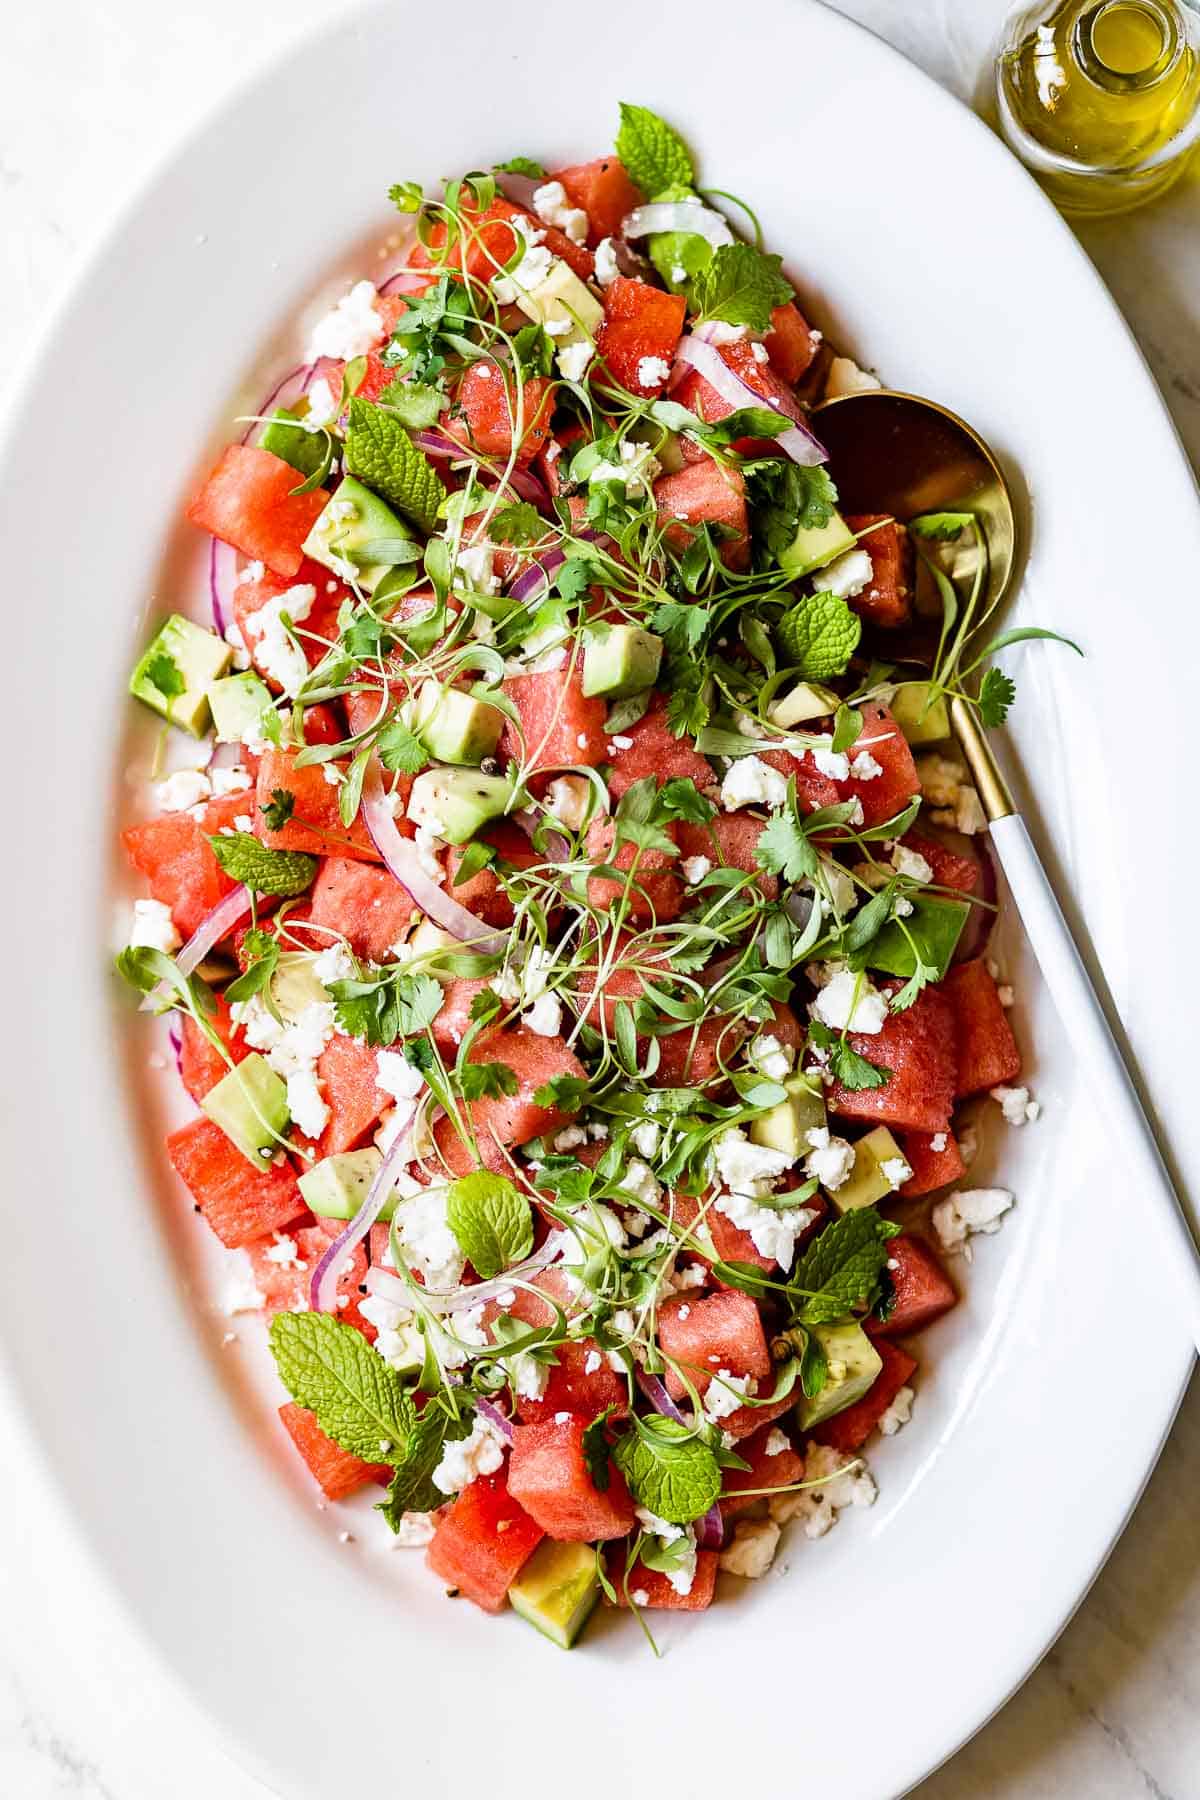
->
[[995, 0, 1200, 213]]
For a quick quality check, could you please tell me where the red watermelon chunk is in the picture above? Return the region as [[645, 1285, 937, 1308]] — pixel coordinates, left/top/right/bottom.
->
[[842, 516, 914, 629], [462, 1025, 588, 1148], [231, 558, 348, 687], [812, 1340, 917, 1453], [605, 692, 713, 799], [554, 157, 643, 243], [448, 362, 553, 467], [720, 1389, 798, 1444], [838, 703, 919, 828], [585, 818, 683, 923], [426, 1472, 544, 1612], [720, 1423, 806, 1520], [121, 792, 248, 938], [444, 821, 542, 927], [650, 1014, 748, 1090], [607, 1548, 719, 1610], [309, 857, 415, 962], [596, 276, 686, 395], [507, 1416, 637, 1541], [869, 1235, 958, 1337], [897, 1129, 966, 1197], [165, 1116, 302, 1248], [764, 301, 820, 384], [514, 1340, 627, 1425], [186, 444, 329, 579], [760, 746, 842, 816], [827, 980, 957, 1134], [499, 668, 607, 776], [251, 1221, 371, 1331], [309, 1034, 388, 1156], [278, 1402, 390, 1501], [179, 994, 247, 1102], [254, 749, 381, 862], [659, 1290, 771, 1402], [942, 959, 1022, 1097], [673, 1191, 773, 1277], [674, 813, 778, 899], [654, 460, 750, 571]]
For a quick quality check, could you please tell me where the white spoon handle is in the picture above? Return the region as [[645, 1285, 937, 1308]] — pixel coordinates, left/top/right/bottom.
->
[[989, 813, 1200, 1349]]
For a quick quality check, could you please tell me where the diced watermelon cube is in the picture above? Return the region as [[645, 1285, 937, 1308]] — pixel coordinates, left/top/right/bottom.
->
[[605, 692, 713, 798], [673, 338, 808, 459], [121, 792, 248, 937], [674, 813, 778, 898], [842, 516, 913, 629], [251, 1221, 369, 1326], [231, 557, 348, 688], [278, 1402, 390, 1500], [309, 857, 415, 962], [448, 362, 553, 466], [508, 1416, 637, 1541], [499, 667, 608, 776], [870, 1235, 958, 1337], [254, 748, 381, 862], [659, 1290, 772, 1401], [554, 157, 643, 243], [838, 703, 919, 828], [760, 746, 843, 816], [178, 993, 247, 1102], [428, 977, 493, 1056], [827, 979, 957, 1134], [607, 1548, 719, 1610], [942, 959, 1022, 1096], [186, 444, 329, 579], [595, 277, 686, 395], [425, 1471, 544, 1612], [673, 1191, 773, 1277], [309, 1034, 388, 1156], [812, 1340, 917, 1453], [461, 1025, 588, 1148], [585, 817, 683, 923], [897, 1129, 966, 1196], [444, 821, 542, 927], [763, 300, 819, 384], [650, 1014, 748, 1090], [719, 1390, 798, 1444], [165, 1116, 302, 1248], [654, 460, 750, 571], [720, 1423, 806, 1519], [514, 1340, 627, 1424]]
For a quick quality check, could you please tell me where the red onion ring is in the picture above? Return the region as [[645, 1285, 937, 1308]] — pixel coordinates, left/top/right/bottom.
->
[[361, 766, 508, 955], [209, 536, 240, 636], [475, 1398, 515, 1443], [636, 1371, 725, 1548], [508, 547, 566, 605], [310, 1097, 420, 1312], [672, 336, 828, 467], [621, 202, 734, 249], [179, 886, 254, 976], [411, 430, 461, 459]]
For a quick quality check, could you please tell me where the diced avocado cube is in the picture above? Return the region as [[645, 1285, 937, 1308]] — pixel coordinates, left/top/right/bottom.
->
[[766, 681, 841, 730], [411, 680, 505, 767], [778, 511, 857, 580], [796, 1321, 883, 1430], [208, 671, 275, 745], [517, 260, 604, 346], [303, 476, 418, 594], [200, 1053, 290, 1167], [129, 614, 232, 737], [831, 1126, 909, 1213], [299, 1148, 394, 1221], [891, 681, 951, 745], [582, 625, 663, 701], [271, 956, 334, 1018], [509, 1540, 600, 1649], [259, 406, 330, 479], [403, 917, 460, 968], [405, 769, 512, 845], [750, 1074, 826, 1159], [866, 897, 969, 984]]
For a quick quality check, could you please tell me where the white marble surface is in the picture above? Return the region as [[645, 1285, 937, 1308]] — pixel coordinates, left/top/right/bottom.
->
[[2, 2, 1197, 1795]]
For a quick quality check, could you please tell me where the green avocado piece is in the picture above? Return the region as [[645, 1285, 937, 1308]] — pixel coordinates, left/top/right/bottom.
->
[[795, 1321, 883, 1430], [766, 681, 841, 730], [208, 671, 275, 745], [582, 625, 663, 701], [129, 614, 232, 737], [750, 1073, 826, 1159], [411, 680, 505, 766], [865, 896, 969, 983], [405, 768, 512, 845], [517, 259, 604, 345], [778, 511, 857, 581], [509, 1539, 600, 1649], [200, 1052, 290, 1168], [303, 476, 418, 594], [259, 406, 330, 479], [890, 681, 951, 745], [299, 1148, 395, 1221], [830, 1125, 909, 1214]]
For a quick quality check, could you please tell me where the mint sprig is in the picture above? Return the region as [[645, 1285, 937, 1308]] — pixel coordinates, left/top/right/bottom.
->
[[789, 1208, 901, 1326], [207, 832, 317, 897], [344, 397, 444, 533], [269, 1312, 416, 1464], [776, 591, 862, 681], [615, 102, 694, 197], [446, 1171, 533, 1278], [690, 244, 793, 334], [612, 1416, 721, 1525]]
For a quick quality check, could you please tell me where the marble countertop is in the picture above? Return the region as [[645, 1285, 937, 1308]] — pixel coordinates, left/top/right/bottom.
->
[[3, 2, 1197, 1795]]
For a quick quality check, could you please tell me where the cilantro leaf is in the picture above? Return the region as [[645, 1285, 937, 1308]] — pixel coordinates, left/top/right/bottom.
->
[[446, 1171, 533, 1278], [493, 156, 547, 179], [776, 590, 862, 680], [207, 833, 317, 897], [344, 397, 443, 533], [650, 600, 709, 658], [269, 1312, 416, 1463], [615, 102, 694, 198], [261, 787, 296, 831], [224, 927, 280, 1006], [144, 650, 186, 703], [747, 462, 839, 562], [807, 1018, 890, 1091], [459, 1060, 520, 1103], [388, 180, 423, 213], [664, 668, 709, 739], [511, 323, 556, 378], [690, 244, 793, 334], [326, 968, 444, 1047], [755, 783, 819, 883], [489, 501, 544, 545], [376, 715, 429, 775], [612, 1416, 721, 1525], [532, 1073, 590, 1113], [790, 1209, 900, 1326], [378, 1401, 470, 1524], [977, 667, 1016, 728], [374, 377, 445, 431]]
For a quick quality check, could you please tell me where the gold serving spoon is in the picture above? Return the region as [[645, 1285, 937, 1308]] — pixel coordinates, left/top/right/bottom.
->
[[814, 388, 1200, 1345]]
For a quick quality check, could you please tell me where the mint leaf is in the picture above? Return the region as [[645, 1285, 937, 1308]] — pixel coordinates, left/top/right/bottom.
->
[[207, 832, 317, 897], [615, 102, 693, 197], [344, 397, 443, 533], [459, 1061, 520, 1104], [377, 1400, 469, 1524], [269, 1312, 416, 1463], [376, 715, 429, 774], [261, 787, 296, 831], [612, 1415, 721, 1525], [144, 650, 185, 703], [776, 590, 862, 680], [493, 156, 547, 179], [690, 244, 793, 334], [977, 667, 1015, 728], [790, 1209, 900, 1326], [446, 1171, 533, 1278]]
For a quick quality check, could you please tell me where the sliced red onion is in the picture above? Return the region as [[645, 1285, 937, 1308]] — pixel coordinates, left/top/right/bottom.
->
[[209, 536, 239, 635], [495, 173, 541, 211], [508, 547, 567, 605], [411, 430, 461, 459], [310, 1097, 420, 1312], [512, 808, 570, 864], [621, 202, 734, 249], [363, 1238, 561, 1316], [167, 1022, 183, 1076], [672, 336, 828, 467], [362, 766, 508, 955], [179, 886, 254, 976], [475, 1397, 515, 1443], [695, 1504, 725, 1549], [503, 465, 551, 506], [636, 1371, 725, 1547]]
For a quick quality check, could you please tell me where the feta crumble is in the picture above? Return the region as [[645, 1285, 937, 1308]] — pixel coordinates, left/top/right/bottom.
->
[[544, 775, 591, 833], [719, 1517, 781, 1578], [243, 582, 316, 699], [824, 355, 882, 398], [636, 354, 672, 389], [891, 842, 933, 884], [878, 1386, 914, 1436], [128, 897, 181, 954], [932, 1187, 1014, 1258], [720, 754, 788, 813], [286, 1067, 330, 1140], [991, 1084, 1040, 1126], [593, 237, 620, 285], [531, 179, 589, 243], [818, 547, 873, 600], [811, 967, 888, 1035], [307, 279, 385, 363], [703, 1369, 756, 1423], [375, 1048, 427, 1103], [155, 768, 212, 814], [557, 339, 593, 383], [747, 1032, 794, 1081], [770, 1444, 878, 1537], [713, 1127, 794, 1195], [803, 1126, 856, 1193], [431, 1412, 507, 1496], [681, 855, 712, 884]]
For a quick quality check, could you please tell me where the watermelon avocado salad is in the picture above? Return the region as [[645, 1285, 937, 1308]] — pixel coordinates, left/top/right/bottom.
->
[[117, 104, 1056, 1647]]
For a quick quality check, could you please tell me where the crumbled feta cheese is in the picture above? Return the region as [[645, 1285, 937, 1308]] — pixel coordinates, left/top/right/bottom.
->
[[747, 1032, 794, 1081], [825, 355, 882, 398], [263, 1231, 305, 1270], [619, 1158, 661, 1211], [803, 1126, 856, 1193], [531, 179, 588, 243], [750, 341, 770, 365], [489, 967, 522, 1004], [235, 560, 265, 587], [811, 968, 888, 1035], [930, 1132, 948, 1154], [390, 1512, 436, 1548], [155, 768, 212, 813], [491, 220, 554, 305], [631, 1588, 650, 1607], [307, 279, 385, 362], [589, 438, 661, 498], [713, 1127, 794, 1195], [524, 991, 563, 1037], [302, 376, 338, 429], [375, 1047, 427, 1103], [223, 621, 252, 670], [243, 582, 316, 699], [719, 1517, 781, 1578], [607, 733, 634, 752], [431, 1412, 507, 1495], [557, 339, 593, 383], [630, 1121, 660, 1160], [544, 775, 591, 833], [880, 1156, 913, 1190], [221, 1255, 266, 1316], [584, 1349, 603, 1374], [878, 1386, 914, 1436], [849, 750, 883, 781], [636, 354, 672, 389], [916, 751, 967, 809], [286, 1067, 330, 1139], [720, 754, 789, 813], [715, 1187, 817, 1270], [991, 1084, 1040, 1126], [210, 764, 252, 797], [764, 1428, 790, 1457], [128, 897, 181, 954], [455, 542, 500, 595], [511, 1351, 550, 1402], [670, 263, 687, 284], [681, 855, 712, 884], [891, 842, 933, 884], [412, 826, 446, 886], [998, 984, 1015, 1008], [553, 1124, 587, 1152], [593, 236, 620, 285], [703, 1369, 756, 1423], [932, 1187, 1014, 1258], [634, 1506, 684, 1543], [810, 742, 850, 781], [819, 547, 873, 600], [395, 1184, 466, 1290], [312, 941, 355, 988], [704, 321, 748, 345]]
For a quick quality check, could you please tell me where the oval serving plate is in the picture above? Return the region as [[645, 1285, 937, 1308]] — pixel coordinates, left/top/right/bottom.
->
[[1, 3, 1195, 1796]]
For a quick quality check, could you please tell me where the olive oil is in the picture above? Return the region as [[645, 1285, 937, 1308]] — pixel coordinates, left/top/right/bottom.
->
[[996, 0, 1200, 213]]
